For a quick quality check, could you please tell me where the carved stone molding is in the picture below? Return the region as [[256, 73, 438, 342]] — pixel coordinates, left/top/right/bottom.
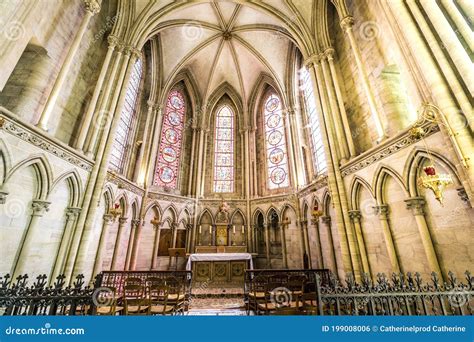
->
[[131, 219, 141, 228], [320, 215, 331, 224], [405, 197, 426, 216], [373, 204, 390, 218], [31, 200, 50, 216], [1, 114, 93, 171], [65, 207, 81, 220], [340, 123, 440, 177], [348, 210, 362, 221], [0, 191, 8, 204], [103, 214, 114, 224], [84, 0, 101, 14]]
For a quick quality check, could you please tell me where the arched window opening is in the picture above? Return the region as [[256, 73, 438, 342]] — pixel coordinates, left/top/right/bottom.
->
[[153, 89, 186, 189], [213, 105, 234, 193], [300, 67, 327, 175], [264, 92, 289, 189], [109, 57, 143, 174]]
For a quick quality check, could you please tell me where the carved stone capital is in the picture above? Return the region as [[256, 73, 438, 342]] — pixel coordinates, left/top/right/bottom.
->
[[119, 217, 128, 225], [324, 47, 335, 60], [303, 54, 320, 68], [84, 0, 101, 14], [310, 218, 319, 226], [103, 214, 114, 224], [373, 204, 389, 218], [340, 15, 355, 31], [404, 197, 426, 216], [107, 35, 119, 48], [31, 200, 50, 216], [131, 219, 141, 228], [456, 187, 470, 205], [348, 209, 362, 222], [0, 191, 8, 204], [65, 207, 81, 220], [130, 47, 142, 59], [320, 215, 331, 224]]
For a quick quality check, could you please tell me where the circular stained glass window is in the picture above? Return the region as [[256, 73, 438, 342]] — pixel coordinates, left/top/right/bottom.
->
[[159, 166, 174, 183], [269, 148, 284, 164], [164, 128, 179, 144], [170, 95, 184, 109], [162, 147, 177, 163], [265, 97, 279, 112], [270, 167, 286, 185], [168, 112, 181, 126], [266, 114, 281, 128], [267, 130, 282, 146]]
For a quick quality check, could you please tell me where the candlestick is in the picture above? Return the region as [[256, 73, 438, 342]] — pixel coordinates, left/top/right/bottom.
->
[[242, 225, 245, 234], [199, 225, 201, 234], [233, 225, 236, 234], [209, 225, 212, 234]]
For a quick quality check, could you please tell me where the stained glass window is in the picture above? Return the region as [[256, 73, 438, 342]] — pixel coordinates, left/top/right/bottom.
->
[[213, 106, 234, 192], [110, 57, 143, 173], [153, 89, 185, 189], [300, 67, 327, 174], [264, 93, 290, 189]]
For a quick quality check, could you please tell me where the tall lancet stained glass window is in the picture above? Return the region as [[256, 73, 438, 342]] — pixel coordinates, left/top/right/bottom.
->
[[300, 67, 327, 174], [109, 57, 143, 173], [213, 106, 234, 192], [264, 93, 290, 189], [154, 90, 185, 189]]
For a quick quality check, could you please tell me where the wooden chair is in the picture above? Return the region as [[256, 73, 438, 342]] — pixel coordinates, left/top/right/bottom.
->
[[123, 284, 148, 315], [164, 277, 186, 314], [148, 285, 175, 315], [124, 277, 142, 286], [257, 283, 300, 315], [247, 276, 267, 315], [95, 287, 123, 315]]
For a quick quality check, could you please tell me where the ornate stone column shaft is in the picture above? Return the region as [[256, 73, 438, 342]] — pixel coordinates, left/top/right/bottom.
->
[[373, 204, 400, 273], [110, 217, 128, 270], [11, 200, 50, 279], [124, 219, 140, 270], [405, 197, 443, 279], [340, 16, 386, 140], [133, 101, 155, 183], [37, 0, 100, 131], [76, 35, 117, 150], [348, 210, 370, 275]]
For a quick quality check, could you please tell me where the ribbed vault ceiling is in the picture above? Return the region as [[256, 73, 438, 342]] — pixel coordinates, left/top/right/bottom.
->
[[151, 1, 309, 107]]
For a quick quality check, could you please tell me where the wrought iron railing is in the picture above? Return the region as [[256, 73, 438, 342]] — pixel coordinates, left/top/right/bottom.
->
[[315, 271, 473, 316], [0, 274, 94, 315]]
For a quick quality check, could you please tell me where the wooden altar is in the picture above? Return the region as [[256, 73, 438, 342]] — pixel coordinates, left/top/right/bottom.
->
[[190, 202, 253, 284]]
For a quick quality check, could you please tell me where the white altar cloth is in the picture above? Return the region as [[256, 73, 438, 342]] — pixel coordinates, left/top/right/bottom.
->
[[186, 253, 253, 270]]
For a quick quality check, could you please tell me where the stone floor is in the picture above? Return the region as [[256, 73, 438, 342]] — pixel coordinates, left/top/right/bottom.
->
[[187, 285, 248, 315]]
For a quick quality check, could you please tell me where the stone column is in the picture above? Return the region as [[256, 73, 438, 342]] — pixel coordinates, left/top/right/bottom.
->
[[194, 127, 205, 197], [133, 101, 155, 183], [129, 218, 144, 271], [287, 109, 306, 187], [300, 220, 311, 268], [325, 48, 356, 157], [76, 35, 118, 150], [419, 0, 473, 95], [283, 111, 299, 188], [405, 197, 443, 279], [37, 0, 100, 130], [440, 0, 474, 53], [320, 216, 338, 274], [143, 106, 163, 185], [187, 126, 198, 196], [124, 219, 140, 270], [320, 53, 349, 161], [50, 207, 81, 282], [340, 16, 386, 140], [280, 221, 288, 268], [348, 210, 370, 275], [151, 221, 162, 269], [11, 200, 50, 278], [373, 204, 400, 273], [311, 218, 325, 269], [264, 223, 271, 267], [84, 46, 124, 157], [0, 191, 8, 204], [200, 129, 209, 196], [91, 214, 114, 277], [110, 217, 128, 270]]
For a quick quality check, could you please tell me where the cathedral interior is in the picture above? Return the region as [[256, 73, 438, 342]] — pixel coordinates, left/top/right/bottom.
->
[[0, 0, 472, 316]]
